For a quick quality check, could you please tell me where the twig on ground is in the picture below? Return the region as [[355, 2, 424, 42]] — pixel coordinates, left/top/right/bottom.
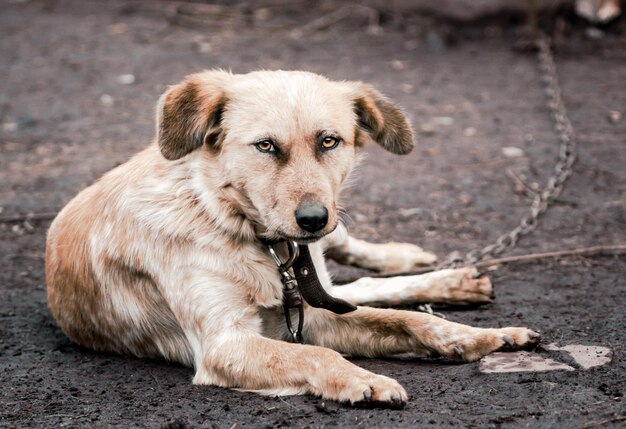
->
[[0, 212, 57, 223], [475, 245, 626, 269], [291, 5, 380, 38], [574, 415, 626, 429], [505, 168, 538, 197]]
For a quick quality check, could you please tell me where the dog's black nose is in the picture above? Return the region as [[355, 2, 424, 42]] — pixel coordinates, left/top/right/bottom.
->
[[295, 204, 328, 233]]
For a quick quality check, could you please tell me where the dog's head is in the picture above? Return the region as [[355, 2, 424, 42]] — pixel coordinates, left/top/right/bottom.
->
[[156, 70, 414, 242]]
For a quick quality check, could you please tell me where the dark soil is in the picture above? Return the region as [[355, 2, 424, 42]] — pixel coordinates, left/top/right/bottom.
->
[[1, 1, 625, 428]]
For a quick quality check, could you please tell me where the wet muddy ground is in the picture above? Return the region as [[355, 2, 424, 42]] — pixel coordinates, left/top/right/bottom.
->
[[1, 1, 625, 427]]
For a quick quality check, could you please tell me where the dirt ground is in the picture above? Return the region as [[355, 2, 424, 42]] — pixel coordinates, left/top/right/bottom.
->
[[1, 0, 625, 428]]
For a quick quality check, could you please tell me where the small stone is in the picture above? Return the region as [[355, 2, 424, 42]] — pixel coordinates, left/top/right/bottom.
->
[[2, 122, 18, 132], [463, 127, 477, 137], [419, 123, 435, 136], [117, 74, 135, 85], [100, 94, 114, 106], [404, 39, 419, 50], [390, 60, 406, 71], [354, 213, 367, 223], [399, 207, 423, 217], [608, 110, 622, 124], [11, 224, 24, 236], [501, 146, 525, 158], [401, 83, 413, 94], [458, 193, 473, 206], [433, 116, 454, 126], [107, 23, 128, 35], [195, 41, 213, 53], [585, 27, 604, 40], [253, 8, 270, 21], [426, 31, 444, 53]]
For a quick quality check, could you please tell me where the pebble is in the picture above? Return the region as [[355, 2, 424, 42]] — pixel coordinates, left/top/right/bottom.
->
[[2, 122, 18, 132], [404, 39, 419, 51], [117, 74, 135, 85], [401, 83, 413, 94], [399, 207, 423, 217], [501, 146, 525, 158], [426, 31, 445, 53], [433, 116, 454, 126], [463, 127, 476, 137], [419, 123, 435, 136], [458, 193, 473, 206], [100, 94, 114, 106], [608, 110, 622, 124], [254, 8, 271, 21], [390, 60, 406, 71], [107, 23, 128, 35], [195, 41, 213, 53], [354, 213, 367, 223], [585, 27, 605, 39]]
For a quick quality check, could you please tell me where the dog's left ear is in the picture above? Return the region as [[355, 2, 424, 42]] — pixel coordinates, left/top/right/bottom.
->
[[156, 70, 230, 160], [346, 83, 415, 155]]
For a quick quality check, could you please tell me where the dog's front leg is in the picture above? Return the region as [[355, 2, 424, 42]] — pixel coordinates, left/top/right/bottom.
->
[[305, 306, 540, 361], [166, 273, 407, 406], [331, 267, 493, 306], [195, 333, 407, 406], [323, 225, 437, 274]]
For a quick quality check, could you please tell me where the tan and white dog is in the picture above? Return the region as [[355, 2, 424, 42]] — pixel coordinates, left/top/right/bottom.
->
[[45, 70, 539, 408]]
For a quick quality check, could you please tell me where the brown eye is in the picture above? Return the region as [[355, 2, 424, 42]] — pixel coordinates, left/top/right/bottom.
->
[[255, 139, 275, 153], [321, 136, 340, 150]]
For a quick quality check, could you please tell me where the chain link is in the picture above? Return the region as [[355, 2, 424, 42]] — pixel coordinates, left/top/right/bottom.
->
[[439, 33, 577, 269]]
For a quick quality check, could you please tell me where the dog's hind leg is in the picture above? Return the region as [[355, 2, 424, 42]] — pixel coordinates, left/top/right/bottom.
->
[[323, 225, 437, 274], [304, 306, 540, 361], [330, 267, 493, 306]]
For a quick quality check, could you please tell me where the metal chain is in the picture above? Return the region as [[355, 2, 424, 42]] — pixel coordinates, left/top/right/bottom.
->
[[438, 33, 577, 269]]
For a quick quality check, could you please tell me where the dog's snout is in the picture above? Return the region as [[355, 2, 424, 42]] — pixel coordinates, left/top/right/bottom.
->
[[295, 204, 328, 233]]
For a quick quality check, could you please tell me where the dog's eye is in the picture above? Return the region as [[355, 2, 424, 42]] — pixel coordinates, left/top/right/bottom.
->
[[255, 139, 276, 153], [321, 136, 340, 150]]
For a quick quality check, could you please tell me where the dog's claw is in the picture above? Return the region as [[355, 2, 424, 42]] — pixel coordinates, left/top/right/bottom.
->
[[453, 345, 464, 359], [502, 335, 515, 349], [363, 389, 372, 402], [389, 393, 407, 409]]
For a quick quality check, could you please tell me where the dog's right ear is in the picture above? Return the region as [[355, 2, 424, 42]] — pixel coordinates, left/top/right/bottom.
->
[[343, 82, 415, 155], [156, 71, 230, 160]]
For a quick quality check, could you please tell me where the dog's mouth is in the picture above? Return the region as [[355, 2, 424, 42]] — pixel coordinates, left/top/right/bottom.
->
[[269, 223, 338, 245]]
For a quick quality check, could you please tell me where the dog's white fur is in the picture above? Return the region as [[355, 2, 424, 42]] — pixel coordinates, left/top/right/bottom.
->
[[46, 70, 539, 407]]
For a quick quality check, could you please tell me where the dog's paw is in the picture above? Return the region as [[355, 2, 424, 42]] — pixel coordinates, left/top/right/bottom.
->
[[378, 242, 438, 274], [329, 372, 408, 409], [432, 267, 494, 305], [440, 327, 541, 362]]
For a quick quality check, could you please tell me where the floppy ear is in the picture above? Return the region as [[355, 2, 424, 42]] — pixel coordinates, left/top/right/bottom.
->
[[349, 83, 415, 155], [156, 71, 230, 160]]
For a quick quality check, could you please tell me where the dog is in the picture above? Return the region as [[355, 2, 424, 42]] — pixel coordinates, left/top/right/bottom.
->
[[45, 70, 540, 407]]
